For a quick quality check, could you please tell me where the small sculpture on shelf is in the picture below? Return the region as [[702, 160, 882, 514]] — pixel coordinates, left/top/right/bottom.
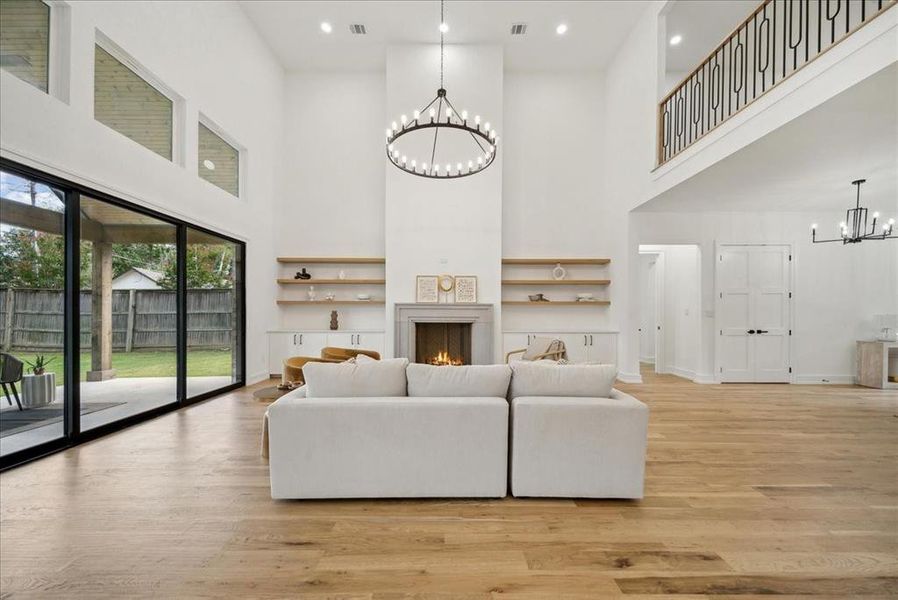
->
[[330, 310, 339, 330], [552, 263, 566, 280], [338, 269, 346, 280], [307, 285, 316, 301], [294, 268, 311, 280]]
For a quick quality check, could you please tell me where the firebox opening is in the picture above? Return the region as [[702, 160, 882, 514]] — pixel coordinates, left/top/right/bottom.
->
[[415, 322, 472, 365]]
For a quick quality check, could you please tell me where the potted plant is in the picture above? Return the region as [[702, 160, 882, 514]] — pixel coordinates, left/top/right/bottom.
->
[[22, 355, 56, 409]]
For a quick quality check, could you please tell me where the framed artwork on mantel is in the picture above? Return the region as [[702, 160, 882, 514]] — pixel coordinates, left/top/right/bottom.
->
[[454, 275, 477, 303], [416, 275, 439, 303]]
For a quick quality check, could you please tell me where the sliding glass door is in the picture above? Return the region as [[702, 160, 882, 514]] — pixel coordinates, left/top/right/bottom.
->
[[0, 160, 245, 468], [186, 228, 243, 398], [78, 195, 179, 431], [0, 170, 67, 456]]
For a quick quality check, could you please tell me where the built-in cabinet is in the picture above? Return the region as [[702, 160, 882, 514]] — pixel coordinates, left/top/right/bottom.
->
[[268, 331, 385, 375], [503, 331, 618, 365]]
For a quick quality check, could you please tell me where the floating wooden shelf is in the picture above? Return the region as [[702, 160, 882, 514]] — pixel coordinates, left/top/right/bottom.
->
[[502, 279, 610, 286], [502, 258, 610, 265], [277, 278, 385, 285], [276, 300, 385, 305], [277, 257, 385, 264], [503, 300, 611, 306]]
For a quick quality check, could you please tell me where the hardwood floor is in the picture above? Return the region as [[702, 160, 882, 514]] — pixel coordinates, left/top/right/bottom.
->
[[1, 369, 896, 598]]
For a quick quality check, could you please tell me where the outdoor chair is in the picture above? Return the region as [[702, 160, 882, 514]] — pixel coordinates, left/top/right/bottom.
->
[[0, 353, 24, 411]]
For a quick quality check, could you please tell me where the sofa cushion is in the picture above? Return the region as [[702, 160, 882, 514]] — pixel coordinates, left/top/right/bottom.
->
[[407, 363, 512, 398], [303, 357, 408, 398], [509, 361, 617, 399]]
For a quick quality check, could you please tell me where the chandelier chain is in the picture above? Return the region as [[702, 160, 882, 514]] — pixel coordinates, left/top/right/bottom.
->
[[440, 0, 444, 89]]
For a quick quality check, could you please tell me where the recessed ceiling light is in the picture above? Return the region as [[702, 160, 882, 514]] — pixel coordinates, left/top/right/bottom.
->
[[669, 34, 682, 45], [320, 22, 333, 34], [439, 22, 449, 33], [556, 23, 568, 35], [203, 159, 216, 171]]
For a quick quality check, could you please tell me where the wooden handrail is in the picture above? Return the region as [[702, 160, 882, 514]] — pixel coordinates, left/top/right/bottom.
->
[[657, 0, 897, 166]]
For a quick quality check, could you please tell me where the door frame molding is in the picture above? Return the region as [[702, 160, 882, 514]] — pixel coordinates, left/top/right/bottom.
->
[[714, 242, 794, 384]]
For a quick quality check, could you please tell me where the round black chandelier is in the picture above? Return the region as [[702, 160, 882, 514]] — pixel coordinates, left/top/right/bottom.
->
[[385, 0, 498, 179]]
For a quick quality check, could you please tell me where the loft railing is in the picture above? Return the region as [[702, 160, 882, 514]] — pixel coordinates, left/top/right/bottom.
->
[[657, 0, 896, 165]]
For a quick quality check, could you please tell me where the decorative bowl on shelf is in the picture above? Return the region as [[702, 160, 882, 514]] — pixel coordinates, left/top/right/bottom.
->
[[528, 293, 548, 302], [576, 293, 594, 300], [356, 294, 371, 301]]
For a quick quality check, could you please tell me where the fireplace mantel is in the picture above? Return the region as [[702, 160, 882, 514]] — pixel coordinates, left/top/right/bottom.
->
[[394, 303, 494, 365]]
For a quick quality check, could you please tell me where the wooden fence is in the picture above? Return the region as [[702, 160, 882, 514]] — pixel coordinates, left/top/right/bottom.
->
[[0, 287, 236, 351]]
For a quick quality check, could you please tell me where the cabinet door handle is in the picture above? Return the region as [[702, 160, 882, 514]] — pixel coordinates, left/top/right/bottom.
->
[[357, 334, 361, 346], [527, 335, 531, 345], [590, 335, 594, 346], [584, 335, 588, 346], [293, 334, 296, 345]]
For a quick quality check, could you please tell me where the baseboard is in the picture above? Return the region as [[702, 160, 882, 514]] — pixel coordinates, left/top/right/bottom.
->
[[692, 373, 717, 384], [669, 366, 696, 381], [617, 372, 643, 384], [793, 374, 856, 385], [247, 371, 271, 386], [639, 357, 655, 365]]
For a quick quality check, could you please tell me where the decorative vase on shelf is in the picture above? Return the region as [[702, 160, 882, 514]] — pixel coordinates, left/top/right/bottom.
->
[[338, 269, 346, 280], [330, 310, 339, 330], [552, 263, 566, 280], [307, 285, 316, 301], [295, 268, 311, 280]]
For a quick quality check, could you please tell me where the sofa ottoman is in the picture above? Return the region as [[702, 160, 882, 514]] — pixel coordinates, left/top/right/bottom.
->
[[510, 389, 649, 499]]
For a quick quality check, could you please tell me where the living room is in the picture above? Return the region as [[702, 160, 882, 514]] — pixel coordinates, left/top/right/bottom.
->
[[1, 0, 896, 597]]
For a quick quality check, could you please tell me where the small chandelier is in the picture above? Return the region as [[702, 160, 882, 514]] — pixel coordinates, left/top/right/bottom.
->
[[811, 179, 895, 244], [385, 0, 497, 179]]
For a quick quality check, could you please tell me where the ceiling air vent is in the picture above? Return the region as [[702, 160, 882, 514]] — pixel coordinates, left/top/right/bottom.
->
[[510, 23, 527, 36], [349, 24, 367, 35]]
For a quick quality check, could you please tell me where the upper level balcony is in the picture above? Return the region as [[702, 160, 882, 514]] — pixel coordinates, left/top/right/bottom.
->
[[657, 0, 897, 167]]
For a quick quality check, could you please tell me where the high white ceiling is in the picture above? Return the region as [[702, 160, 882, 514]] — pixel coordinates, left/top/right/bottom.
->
[[636, 64, 898, 214], [238, 1, 650, 71], [665, 0, 758, 73]]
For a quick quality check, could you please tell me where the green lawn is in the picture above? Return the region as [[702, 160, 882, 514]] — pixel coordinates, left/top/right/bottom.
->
[[12, 350, 233, 381]]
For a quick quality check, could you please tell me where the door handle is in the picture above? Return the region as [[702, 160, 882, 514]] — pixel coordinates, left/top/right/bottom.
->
[[589, 335, 594, 346], [747, 330, 756, 334], [757, 329, 769, 334]]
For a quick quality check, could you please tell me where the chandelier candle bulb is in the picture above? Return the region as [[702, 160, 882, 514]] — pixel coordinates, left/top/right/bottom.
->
[[401, 115, 407, 126], [429, 108, 436, 120], [401, 156, 407, 165], [413, 110, 420, 121], [462, 110, 468, 120]]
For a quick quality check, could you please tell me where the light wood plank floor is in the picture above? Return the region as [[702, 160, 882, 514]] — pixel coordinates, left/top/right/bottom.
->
[[1, 369, 896, 598]]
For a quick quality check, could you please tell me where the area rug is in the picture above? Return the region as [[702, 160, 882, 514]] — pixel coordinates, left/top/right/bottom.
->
[[0, 403, 125, 437]]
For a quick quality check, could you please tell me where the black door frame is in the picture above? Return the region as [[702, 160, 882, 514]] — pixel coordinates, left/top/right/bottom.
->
[[0, 157, 247, 471]]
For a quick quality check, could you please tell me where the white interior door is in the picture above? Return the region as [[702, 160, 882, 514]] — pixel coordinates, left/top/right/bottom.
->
[[717, 245, 791, 383], [638, 255, 657, 362]]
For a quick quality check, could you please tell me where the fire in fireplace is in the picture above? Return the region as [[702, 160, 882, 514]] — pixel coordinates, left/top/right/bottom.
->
[[415, 322, 472, 365]]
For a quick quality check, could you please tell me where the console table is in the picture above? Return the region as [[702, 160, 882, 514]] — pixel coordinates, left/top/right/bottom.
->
[[856, 341, 898, 389]]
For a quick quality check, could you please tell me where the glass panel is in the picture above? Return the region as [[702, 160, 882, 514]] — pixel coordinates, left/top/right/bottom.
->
[[0, 0, 50, 92], [79, 196, 177, 431], [94, 45, 173, 160], [186, 228, 242, 398], [0, 170, 66, 456], [198, 123, 239, 197]]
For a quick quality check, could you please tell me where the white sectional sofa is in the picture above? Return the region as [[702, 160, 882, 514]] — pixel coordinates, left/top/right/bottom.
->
[[267, 359, 510, 499], [265, 357, 648, 500]]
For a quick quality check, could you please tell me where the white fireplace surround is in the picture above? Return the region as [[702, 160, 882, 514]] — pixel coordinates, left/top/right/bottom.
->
[[394, 304, 494, 365]]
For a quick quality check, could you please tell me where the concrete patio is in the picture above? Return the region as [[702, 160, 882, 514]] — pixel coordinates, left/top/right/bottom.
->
[[0, 376, 231, 455]]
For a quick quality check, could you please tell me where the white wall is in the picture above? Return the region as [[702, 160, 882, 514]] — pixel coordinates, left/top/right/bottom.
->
[[502, 71, 616, 333], [276, 71, 386, 332], [385, 45, 504, 359], [0, 0, 284, 382], [635, 212, 898, 383]]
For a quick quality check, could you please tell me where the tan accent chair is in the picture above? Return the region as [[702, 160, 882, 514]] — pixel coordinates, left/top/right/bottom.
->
[[505, 337, 567, 364], [282, 347, 381, 385]]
